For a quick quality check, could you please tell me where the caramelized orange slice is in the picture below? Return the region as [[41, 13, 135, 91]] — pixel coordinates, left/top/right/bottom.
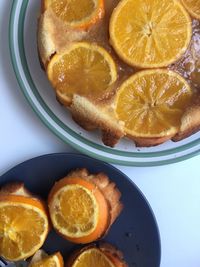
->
[[29, 251, 64, 267], [43, 0, 104, 29], [47, 42, 117, 105], [48, 176, 109, 244], [0, 195, 49, 261], [67, 244, 127, 267], [115, 70, 193, 138], [71, 248, 115, 267], [110, 0, 192, 68]]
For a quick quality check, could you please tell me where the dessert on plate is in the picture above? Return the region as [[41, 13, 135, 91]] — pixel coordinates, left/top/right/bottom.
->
[[0, 170, 125, 265], [66, 243, 127, 267], [38, 0, 200, 148], [28, 243, 127, 267], [0, 183, 50, 261], [48, 168, 123, 244], [28, 250, 64, 267]]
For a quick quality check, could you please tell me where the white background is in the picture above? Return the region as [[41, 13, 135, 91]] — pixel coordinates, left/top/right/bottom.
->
[[1, 1, 200, 267]]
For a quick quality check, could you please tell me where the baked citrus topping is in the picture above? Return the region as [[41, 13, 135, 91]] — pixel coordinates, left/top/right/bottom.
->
[[38, 0, 200, 147], [0, 195, 49, 261], [71, 248, 115, 267], [43, 0, 104, 29], [29, 251, 64, 267], [67, 243, 127, 267], [47, 42, 117, 105], [109, 0, 192, 68], [115, 70, 192, 138], [48, 176, 109, 243], [181, 0, 200, 20]]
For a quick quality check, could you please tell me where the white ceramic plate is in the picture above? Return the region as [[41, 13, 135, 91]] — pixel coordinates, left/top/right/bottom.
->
[[9, 0, 200, 166]]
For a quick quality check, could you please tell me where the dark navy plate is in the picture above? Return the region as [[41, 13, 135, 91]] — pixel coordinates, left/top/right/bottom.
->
[[0, 153, 161, 267]]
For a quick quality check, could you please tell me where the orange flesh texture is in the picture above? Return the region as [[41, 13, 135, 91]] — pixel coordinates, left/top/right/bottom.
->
[[109, 0, 192, 68], [30, 252, 64, 267], [43, 0, 105, 29], [0, 195, 49, 261], [116, 70, 193, 137], [48, 177, 109, 243], [47, 43, 117, 101], [71, 248, 116, 267], [181, 0, 200, 20]]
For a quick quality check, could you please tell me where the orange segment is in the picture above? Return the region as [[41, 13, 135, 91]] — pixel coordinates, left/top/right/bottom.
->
[[109, 0, 192, 68], [115, 70, 193, 138], [0, 195, 49, 261], [71, 248, 115, 267], [181, 0, 200, 20], [48, 177, 109, 244], [29, 252, 64, 267], [47, 42, 117, 105], [43, 0, 104, 29]]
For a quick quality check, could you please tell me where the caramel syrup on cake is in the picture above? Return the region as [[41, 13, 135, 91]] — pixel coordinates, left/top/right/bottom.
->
[[44, 0, 200, 97], [69, 0, 200, 102], [39, 0, 200, 147]]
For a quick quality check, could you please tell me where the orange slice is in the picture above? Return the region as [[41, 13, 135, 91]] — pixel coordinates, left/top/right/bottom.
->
[[47, 42, 117, 105], [70, 248, 115, 267], [109, 0, 192, 68], [48, 176, 109, 244], [181, 0, 200, 20], [29, 251, 64, 267], [67, 244, 127, 267], [43, 0, 104, 29], [0, 195, 49, 261], [115, 69, 193, 138]]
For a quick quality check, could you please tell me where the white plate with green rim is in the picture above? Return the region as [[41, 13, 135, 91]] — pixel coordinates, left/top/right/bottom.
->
[[9, 0, 200, 166]]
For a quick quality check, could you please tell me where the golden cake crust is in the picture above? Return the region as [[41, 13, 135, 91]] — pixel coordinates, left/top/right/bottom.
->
[[0, 182, 33, 197], [173, 96, 200, 142], [70, 95, 124, 147]]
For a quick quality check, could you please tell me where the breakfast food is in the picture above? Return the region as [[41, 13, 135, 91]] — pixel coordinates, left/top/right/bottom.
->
[[66, 243, 127, 267], [48, 168, 123, 243], [29, 250, 64, 267], [38, 0, 200, 147], [0, 183, 49, 261]]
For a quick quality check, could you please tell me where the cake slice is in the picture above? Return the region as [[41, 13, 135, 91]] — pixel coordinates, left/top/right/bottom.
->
[[173, 96, 200, 141], [70, 95, 124, 147]]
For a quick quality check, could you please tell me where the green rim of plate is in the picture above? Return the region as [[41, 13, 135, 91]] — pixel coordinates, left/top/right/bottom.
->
[[9, 0, 200, 166]]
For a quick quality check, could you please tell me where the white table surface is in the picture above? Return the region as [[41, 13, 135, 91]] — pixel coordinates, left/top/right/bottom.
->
[[1, 1, 200, 267]]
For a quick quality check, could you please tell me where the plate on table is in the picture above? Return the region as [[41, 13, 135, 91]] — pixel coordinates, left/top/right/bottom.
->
[[0, 153, 161, 267], [9, 0, 200, 166]]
